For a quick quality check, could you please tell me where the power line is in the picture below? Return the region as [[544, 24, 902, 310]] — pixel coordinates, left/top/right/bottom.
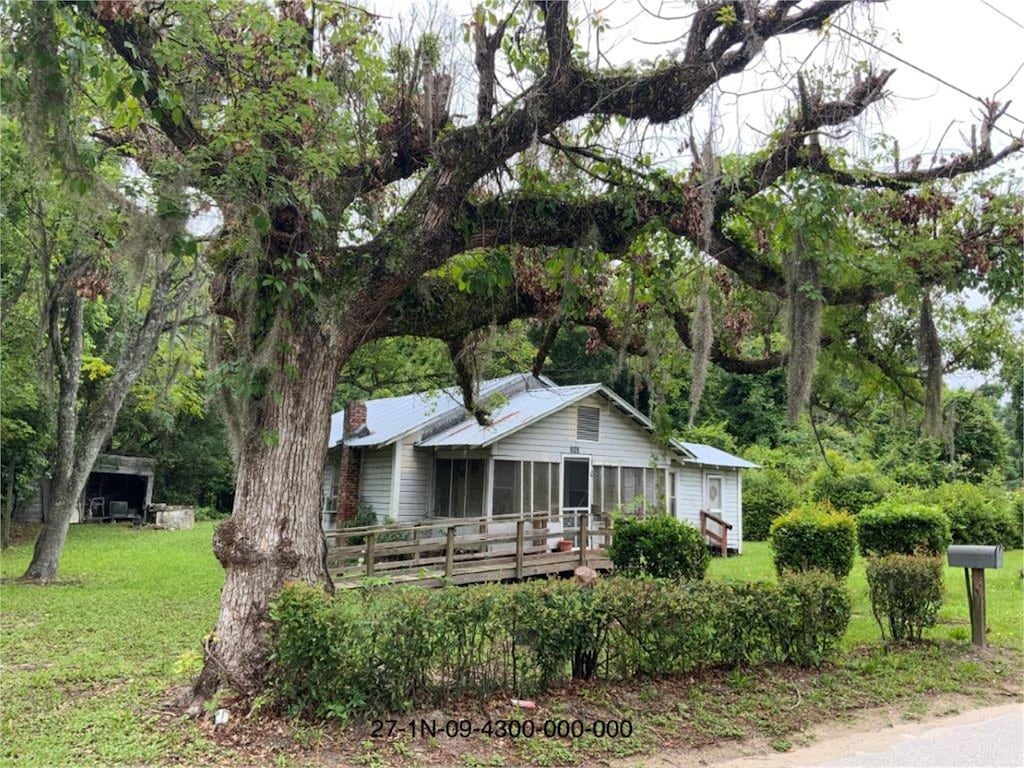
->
[[832, 24, 1024, 138], [978, 0, 1024, 32]]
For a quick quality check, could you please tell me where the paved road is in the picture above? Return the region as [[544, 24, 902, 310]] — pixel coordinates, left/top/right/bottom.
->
[[719, 703, 1023, 768]]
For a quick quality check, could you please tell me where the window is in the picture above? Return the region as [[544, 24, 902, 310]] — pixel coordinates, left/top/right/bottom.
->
[[706, 475, 723, 511], [655, 470, 666, 511], [669, 471, 677, 517], [576, 406, 600, 441], [322, 464, 338, 529], [434, 458, 486, 518]]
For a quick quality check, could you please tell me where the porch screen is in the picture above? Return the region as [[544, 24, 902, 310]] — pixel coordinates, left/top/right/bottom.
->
[[434, 458, 485, 518], [621, 467, 644, 507], [492, 460, 521, 516]]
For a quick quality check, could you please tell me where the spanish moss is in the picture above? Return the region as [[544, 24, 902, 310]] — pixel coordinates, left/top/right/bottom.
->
[[784, 236, 822, 425], [918, 290, 944, 437], [688, 275, 713, 427]]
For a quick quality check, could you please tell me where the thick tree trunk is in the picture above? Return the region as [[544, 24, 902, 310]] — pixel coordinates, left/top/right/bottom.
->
[[192, 329, 345, 705]]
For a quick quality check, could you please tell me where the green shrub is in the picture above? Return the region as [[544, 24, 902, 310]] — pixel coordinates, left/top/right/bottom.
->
[[193, 506, 227, 521], [742, 468, 801, 541], [609, 514, 709, 580], [857, 501, 951, 557], [770, 504, 857, 579], [269, 574, 850, 720], [865, 554, 944, 642], [908, 482, 1021, 548], [810, 460, 888, 514]]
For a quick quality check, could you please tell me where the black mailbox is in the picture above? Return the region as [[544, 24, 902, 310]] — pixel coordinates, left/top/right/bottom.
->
[[947, 545, 1003, 569]]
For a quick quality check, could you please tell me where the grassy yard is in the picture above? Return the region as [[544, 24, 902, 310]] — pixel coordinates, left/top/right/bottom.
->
[[0, 523, 226, 767], [709, 542, 1024, 648], [0, 524, 1021, 767]]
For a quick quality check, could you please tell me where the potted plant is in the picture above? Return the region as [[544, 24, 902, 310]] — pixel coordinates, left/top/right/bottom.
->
[[556, 538, 574, 552]]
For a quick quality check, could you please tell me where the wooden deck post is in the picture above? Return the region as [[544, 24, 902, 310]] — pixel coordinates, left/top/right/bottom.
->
[[515, 519, 525, 580], [579, 513, 589, 566], [365, 532, 376, 576], [445, 526, 456, 578]]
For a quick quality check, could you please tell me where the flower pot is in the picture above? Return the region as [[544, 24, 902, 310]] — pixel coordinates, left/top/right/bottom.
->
[[557, 539, 574, 552]]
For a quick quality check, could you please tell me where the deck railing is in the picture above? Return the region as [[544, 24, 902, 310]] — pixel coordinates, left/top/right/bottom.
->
[[325, 512, 614, 587], [700, 508, 732, 556]]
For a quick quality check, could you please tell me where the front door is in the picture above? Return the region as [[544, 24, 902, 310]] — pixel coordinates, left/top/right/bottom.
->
[[562, 456, 591, 540]]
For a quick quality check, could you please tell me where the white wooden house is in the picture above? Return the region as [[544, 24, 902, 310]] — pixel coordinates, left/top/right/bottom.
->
[[323, 374, 756, 553]]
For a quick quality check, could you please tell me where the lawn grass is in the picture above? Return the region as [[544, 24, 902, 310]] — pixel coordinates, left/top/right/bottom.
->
[[0, 524, 1020, 767], [708, 542, 1024, 648], [0, 522, 227, 767]]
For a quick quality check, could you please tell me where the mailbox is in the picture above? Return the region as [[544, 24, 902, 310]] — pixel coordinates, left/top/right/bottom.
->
[[948, 545, 1003, 570]]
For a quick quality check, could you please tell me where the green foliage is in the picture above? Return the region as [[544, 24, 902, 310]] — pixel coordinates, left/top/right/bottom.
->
[[866, 555, 944, 642], [809, 456, 889, 514], [742, 468, 802, 541], [946, 390, 1012, 482], [770, 504, 858, 579], [608, 515, 709, 580], [857, 501, 951, 557], [906, 482, 1021, 548], [269, 574, 851, 719]]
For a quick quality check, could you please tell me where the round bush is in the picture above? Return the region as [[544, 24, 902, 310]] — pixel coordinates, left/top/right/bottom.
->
[[810, 463, 888, 515], [865, 554, 944, 642], [857, 501, 951, 557], [769, 504, 857, 579], [609, 515, 709, 580], [742, 468, 802, 541], [908, 482, 1021, 548]]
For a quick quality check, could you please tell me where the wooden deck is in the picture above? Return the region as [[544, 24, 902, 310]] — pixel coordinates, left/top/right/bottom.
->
[[326, 512, 613, 589]]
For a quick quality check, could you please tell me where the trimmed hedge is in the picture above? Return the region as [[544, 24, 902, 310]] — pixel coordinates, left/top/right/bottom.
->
[[269, 575, 851, 720], [608, 515, 709, 580], [857, 501, 951, 557], [742, 468, 802, 541], [770, 504, 858, 579], [866, 554, 944, 642]]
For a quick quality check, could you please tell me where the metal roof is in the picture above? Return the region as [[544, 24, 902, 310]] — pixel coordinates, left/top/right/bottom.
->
[[417, 384, 602, 448], [328, 373, 544, 448], [680, 442, 759, 469]]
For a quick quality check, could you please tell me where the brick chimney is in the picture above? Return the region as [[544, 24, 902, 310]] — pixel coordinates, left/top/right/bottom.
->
[[337, 400, 367, 521]]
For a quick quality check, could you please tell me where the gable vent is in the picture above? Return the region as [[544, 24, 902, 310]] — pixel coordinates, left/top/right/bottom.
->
[[576, 406, 600, 441]]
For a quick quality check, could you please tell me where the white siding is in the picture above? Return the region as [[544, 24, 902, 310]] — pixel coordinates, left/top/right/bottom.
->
[[677, 466, 704, 528], [396, 435, 433, 522], [494, 393, 671, 467], [674, 465, 743, 552], [360, 446, 393, 520]]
